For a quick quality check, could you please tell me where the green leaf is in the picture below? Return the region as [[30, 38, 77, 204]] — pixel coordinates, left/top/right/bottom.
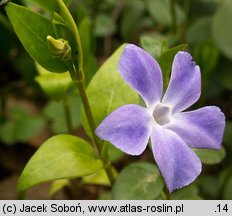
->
[[212, 0, 232, 59], [30, 0, 57, 11], [81, 44, 139, 137], [146, 0, 184, 26], [79, 17, 97, 84], [224, 121, 232, 147], [120, 0, 145, 41], [195, 147, 226, 165], [27, 0, 71, 12], [219, 167, 232, 199], [0, 106, 46, 145], [158, 44, 188, 89], [140, 36, 168, 59], [0, 122, 17, 145], [112, 162, 164, 200], [5, 3, 67, 72], [82, 168, 117, 186], [15, 116, 45, 142], [35, 63, 73, 100], [49, 179, 70, 198], [187, 17, 213, 45], [197, 175, 219, 198], [193, 40, 219, 76], [170, 185, 202, 200], [94, 13, 116, 37], [18, 134, 102, 191], [43, 93, 81, 133]]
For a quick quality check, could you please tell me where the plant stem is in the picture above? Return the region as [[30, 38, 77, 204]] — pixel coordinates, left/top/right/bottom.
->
[[57, 0, 84, 81], [57, 0, 116, 185], [170, 0, 177, 34], [75, 80, 115, 185], [63, 95, 73, 134]]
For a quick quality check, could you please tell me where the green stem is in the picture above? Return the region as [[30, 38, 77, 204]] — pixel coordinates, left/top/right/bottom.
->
[[170, 0, 177, 34], [56, 0, 84, 81], [57, 0, 115, 185], [75, 81, 115, 185], [63, 95, 73, 134]]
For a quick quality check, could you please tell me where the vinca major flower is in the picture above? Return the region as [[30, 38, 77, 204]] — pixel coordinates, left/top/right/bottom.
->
[[96, 44, 225, 192]]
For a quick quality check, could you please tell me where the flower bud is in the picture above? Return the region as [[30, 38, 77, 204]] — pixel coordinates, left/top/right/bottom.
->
[[47, 35, 71, 61]]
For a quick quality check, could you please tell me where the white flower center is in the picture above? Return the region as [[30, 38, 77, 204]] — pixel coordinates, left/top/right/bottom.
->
[[153, 103, 172, 126]]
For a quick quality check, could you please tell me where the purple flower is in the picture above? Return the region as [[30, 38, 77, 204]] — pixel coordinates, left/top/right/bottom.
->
[[95, 44, 225, 192]]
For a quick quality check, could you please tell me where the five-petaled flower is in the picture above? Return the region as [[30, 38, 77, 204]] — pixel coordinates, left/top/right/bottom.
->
[[95, 44, 225, 192]]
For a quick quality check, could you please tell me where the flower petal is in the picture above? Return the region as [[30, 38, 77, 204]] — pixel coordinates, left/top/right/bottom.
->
[[151, 127, 201, 192], [166, 106, 225, 149], [162, 51, 201, 113], [118, 44, 163, 107], [95, 104, 152, 155]]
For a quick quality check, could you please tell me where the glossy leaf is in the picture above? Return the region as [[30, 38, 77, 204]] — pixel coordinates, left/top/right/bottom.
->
[[112, 162, 164, 200], [18, 134, 102, 191], [82, 168, 117, 186], [49, 179, 70, 198], [213, 0, 232, 59], [30, 0, 57, 11], [79, 17, 97, 84], [81, 44, 139, 137], [170, 185, 202, 200], [28, 0, 72, 12], [195, 148, 226, 165], [158, 44, 188, 89], [194, 40, 219, 76], [140, 36, 168, 59], [5, 3, 67, 72], [35, 64, 73, 100]]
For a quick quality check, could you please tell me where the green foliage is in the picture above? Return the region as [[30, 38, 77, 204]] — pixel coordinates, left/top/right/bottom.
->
[[146, 0, 184, 26], [0, 107, 46, 145], [120, 0, 145, 41], [194, 40, 219, 76], [140, 36, 168, 59], [18, 134, 102, 191], [5, 3, 67, 72], [81, 44, 139, 137], [158, 44, 188, 89], [79, 17, 97, 84], [224, 121, 232, 147], [112, 162, 164, 200], [187, 17, 213, 45], [197, 175, 220, 199], [170, 185, 202, 200], [94, 13, 116, 37], [43, 93, 81, 133], [29, 0, 57, 11], [35, 63, 73, 100], [213, 0, 232, 59], [49, 179, 70, 198], [82, 168, 117, 186], [195, 148, 226, 165]]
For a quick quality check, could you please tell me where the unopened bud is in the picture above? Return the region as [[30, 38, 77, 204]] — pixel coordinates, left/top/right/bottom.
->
[[47, 35, 71, 61]]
